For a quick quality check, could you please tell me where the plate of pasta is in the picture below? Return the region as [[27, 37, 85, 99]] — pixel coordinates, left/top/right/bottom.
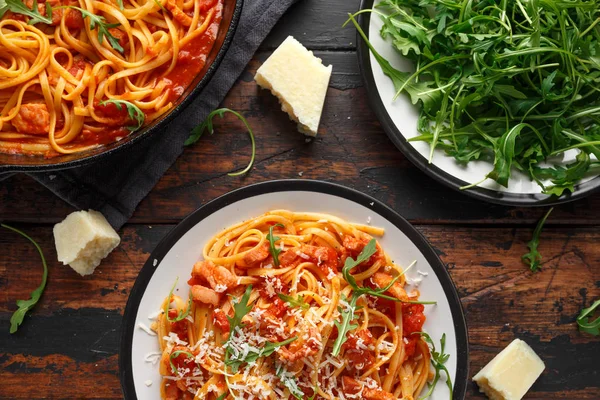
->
[[120, 180, 469, 400]]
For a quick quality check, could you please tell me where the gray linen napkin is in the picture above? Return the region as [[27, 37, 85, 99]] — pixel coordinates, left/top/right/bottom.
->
[[25, 0, 297, 229]]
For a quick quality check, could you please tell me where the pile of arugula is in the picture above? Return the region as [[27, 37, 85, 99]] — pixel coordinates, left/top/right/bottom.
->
[[347, 0, 600, 195]]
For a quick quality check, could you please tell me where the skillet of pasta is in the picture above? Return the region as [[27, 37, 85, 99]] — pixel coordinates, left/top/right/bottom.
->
[[152, 210, 438, 400]]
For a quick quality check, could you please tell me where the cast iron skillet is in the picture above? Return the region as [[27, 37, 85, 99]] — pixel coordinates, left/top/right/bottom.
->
[[0, 0, 243, 174], [357, 0, 600, 206]]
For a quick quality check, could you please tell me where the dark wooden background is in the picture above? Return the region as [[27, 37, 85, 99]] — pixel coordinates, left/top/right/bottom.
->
[[1, 0, 599, 399]]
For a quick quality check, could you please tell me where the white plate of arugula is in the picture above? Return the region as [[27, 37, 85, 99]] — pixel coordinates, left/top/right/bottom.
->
[[119, 180, 469, 400], [353, 0, 600, 205]]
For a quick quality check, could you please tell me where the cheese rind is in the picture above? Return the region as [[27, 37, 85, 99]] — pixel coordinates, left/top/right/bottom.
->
[[53, 210, 120, 276], [255, 36, 332, 137], [473, 339, 545, 400]]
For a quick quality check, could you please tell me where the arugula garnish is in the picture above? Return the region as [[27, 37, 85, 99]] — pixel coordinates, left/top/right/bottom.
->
[[412, 332, 453, 400], [222, 285, 297, 373], [2, 224, 48, 334], [522, 208, 553, 272], [62, 6, 124, 53], [332, 239, 435, 356], [276, 364, 305, 399], [347, 2, 600, 194], [99, 99, 145, 131], [266, 223, 284, 266], [215, 394, 226, 400], [225, 284, 253, 334], [0, 0, 52, 25], [169, 350, 195, 374], [185, 108, 256, 177], [164, 277, 193, 323], [226, 336, 297, 373], [278, 293, 309, 310], [577, 299, 600, 336]]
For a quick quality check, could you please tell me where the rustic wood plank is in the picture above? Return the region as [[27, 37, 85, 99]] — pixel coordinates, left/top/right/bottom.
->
[[1, 224, 598, 399], [260, 0, 360, 51], [1, 52, 599, 225]]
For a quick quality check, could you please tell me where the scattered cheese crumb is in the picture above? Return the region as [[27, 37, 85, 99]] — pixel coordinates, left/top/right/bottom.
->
[[298, 171, 304, 177], [144, 380, 153, 387], [153, 259, 158, 267], [138, 323, 156, 336]]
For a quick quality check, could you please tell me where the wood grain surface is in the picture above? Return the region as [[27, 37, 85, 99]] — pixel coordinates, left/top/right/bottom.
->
[[1, 0, 599, 399]]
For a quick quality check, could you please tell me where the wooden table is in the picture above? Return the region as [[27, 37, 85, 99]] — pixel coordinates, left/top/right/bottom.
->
[[1, 1, 599, 399]]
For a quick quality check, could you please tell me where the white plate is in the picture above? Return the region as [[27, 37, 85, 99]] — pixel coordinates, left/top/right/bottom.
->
[[120, 180, 469, 400], [357, 0, 600, 205]]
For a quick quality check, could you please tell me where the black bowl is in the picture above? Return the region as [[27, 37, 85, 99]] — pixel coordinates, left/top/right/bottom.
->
[[356, 0, 600, 206], [0, 0, 243, 174]]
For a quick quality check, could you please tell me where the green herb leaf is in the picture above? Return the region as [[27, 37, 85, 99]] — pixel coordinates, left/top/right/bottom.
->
[[3, 0, 52, 25], [226, 336, 297, 373], [412, 332, 453, 400], [63, 6, 123, 53], [577, 299, 600, 336], [215, 394, 227, 400], [278, 293, 309, 310], [522, 208, 553, 272], [116, 0, 123, 10], [185, 108, 256, 176], [266, 223, 284, 266], [331, 294, 359, 357], [163, 277, 193, 323], [99, 99, 145, 131], [226, 284, 253, 334], [169, 350, 195, 374], [2, 224, 48, 334]]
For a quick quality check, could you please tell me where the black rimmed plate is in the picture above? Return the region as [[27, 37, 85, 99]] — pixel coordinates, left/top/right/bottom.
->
[[119, 179, 469, 400], [357, 0, 600, 206]]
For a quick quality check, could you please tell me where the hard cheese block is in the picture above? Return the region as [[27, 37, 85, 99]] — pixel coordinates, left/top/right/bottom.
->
[[54, 210, 120, 276], [255, 36, 332, 137], [473, 339, 545, 400]]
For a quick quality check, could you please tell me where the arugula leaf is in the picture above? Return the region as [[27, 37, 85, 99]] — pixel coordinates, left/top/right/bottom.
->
[[226, 284, 253, 334], [577, 299, 600, 336], [169, 350, 195, 374], [2, 224, 48, 334], [2, 0, 52, 25], [345, 13, 440, 114], [226, 337, 297, 373], [278, 293, 309, 310], [99, 99, 145, 131], [215, 394, 226, 400], [185, 108, 256, 176], [331, 294, 359, 356], [62, 6, 124, 53], [164, 277, 193, 323], [412, 332, 453, 400], [266, 223, 284, 266], [522, 208, 553, 272], [276, 364, 305, 399], [116, 0, 123, 10]]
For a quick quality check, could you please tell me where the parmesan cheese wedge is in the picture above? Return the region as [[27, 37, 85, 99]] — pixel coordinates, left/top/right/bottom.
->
[[53, 210, 120, 276], [473, 339, 545, 400], [255, 36, 332, 137]]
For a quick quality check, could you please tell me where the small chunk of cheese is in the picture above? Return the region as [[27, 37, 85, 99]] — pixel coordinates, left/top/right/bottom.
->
[[473, 339, 545, 400], [255, 36, 332, 137], [53, 210, 120, 276]]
